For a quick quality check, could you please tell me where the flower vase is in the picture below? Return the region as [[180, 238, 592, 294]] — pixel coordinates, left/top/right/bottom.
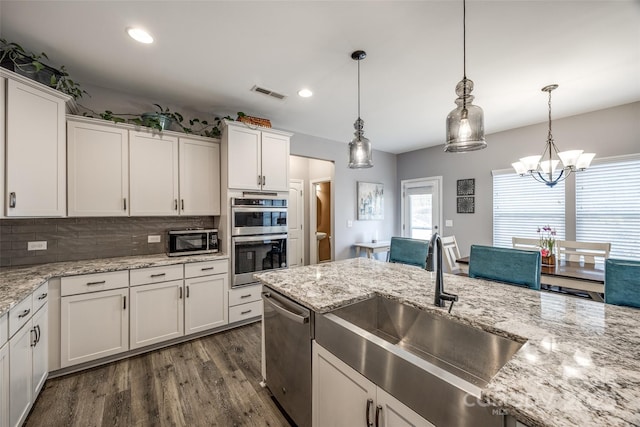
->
[[542, 254, 556, 266]]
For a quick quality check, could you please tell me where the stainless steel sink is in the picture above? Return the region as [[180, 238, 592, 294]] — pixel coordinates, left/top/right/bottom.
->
[[315, 296, 525, 427]]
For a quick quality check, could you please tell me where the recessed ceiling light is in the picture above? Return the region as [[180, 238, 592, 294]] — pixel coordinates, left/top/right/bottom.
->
[[298, 88, 313, 98], [127, 27, 153, 44]]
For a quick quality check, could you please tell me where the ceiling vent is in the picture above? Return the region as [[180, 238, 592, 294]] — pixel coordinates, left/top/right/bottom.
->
[[251, 85, 287, 100]]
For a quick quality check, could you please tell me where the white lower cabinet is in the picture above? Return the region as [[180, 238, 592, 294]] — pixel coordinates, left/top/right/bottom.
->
[[61, 287, 129, 368], [31, 306, 48, 397], [130, 280, 184, 349], [0, 342, 8, 427], [312, 343, 433, 427], [184, 274, 228, 335], [228, 284, 263, 324]]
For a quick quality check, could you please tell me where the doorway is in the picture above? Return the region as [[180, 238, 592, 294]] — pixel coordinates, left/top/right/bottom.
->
[[401, 177, 442, 239], [310, 178, 333, 264]]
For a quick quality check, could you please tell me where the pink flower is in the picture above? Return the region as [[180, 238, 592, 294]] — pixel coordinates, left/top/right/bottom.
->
[[541, 248, 550, 257]]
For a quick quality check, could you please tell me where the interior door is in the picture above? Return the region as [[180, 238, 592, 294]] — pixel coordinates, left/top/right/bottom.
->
[[289, 179, 304, 267], [401, 178, 442, 240]]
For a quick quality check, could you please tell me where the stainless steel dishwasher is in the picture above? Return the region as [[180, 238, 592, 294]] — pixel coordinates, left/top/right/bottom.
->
[[262, 288, 313, 427]]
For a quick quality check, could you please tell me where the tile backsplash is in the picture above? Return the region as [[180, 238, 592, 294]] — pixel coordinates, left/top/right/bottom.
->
[[0, 216, 215, 268]]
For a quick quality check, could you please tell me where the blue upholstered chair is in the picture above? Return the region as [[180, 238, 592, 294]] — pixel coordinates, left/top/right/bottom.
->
[[468, 245, 541, 290], [605, 258, 640, 309], [387, 237, 430, 269]]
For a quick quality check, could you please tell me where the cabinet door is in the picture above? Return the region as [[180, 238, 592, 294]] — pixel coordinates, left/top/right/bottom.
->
[[129, 131, 179, 216], [6, 79, 66, 217], [179, 138, 220, 215], [260, 132, 290, 192], [130, 280, 184, 349], [0, 343, 9, 427], [312, 343, 376, 427], [184, 274, 228, 335], [227, 126, 261, 190], [9, 322, 33, 427], [67, 120, 129, 216], [61, 288, 129, 368], [31, 305, 48, 397], [0, 77, 5, 218], [376, 387, 434, 427]]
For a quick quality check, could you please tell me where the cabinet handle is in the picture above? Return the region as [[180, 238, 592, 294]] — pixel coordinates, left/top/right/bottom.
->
[[179, 287, 183, 299], [241, 310, 252, 315], [31, 328, 37, 347], [186, 286, 190, 298], [123, 198, 127, 210], [174, 199, 178, 210], [375, 405, 382, 427], [150, 273, 166, 278], [262, 175, 266, 186], [258, 175, 262, 186], [38, 293, 48, 300], [201, 267, 214, 271], [240, 294, 252, 299], [35, 325, 41, 344], [9, 192, 16, 208], [123, 296, 127, 310], [18, 308, 31, 319], [181, 199, 184, 211], [366, 398, 374, 427], [86, 280, 106, 286]]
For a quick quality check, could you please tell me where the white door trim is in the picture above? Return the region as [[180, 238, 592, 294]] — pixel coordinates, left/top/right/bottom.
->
[[400, 176, 443, 238], [289, 179, 304, 267]]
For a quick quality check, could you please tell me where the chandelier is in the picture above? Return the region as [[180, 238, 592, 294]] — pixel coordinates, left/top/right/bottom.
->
[[348, 50, 373, 169], [512, 84, 595, 187]]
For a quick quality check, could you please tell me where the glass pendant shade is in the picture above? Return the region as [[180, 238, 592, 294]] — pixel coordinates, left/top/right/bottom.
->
[[558, 150, 584, 168], [512, 161, 527, 176], [539, 159, 560, 174], [519, 155, 542, 172], [575, 153, 595, 170], [348, 118, 373, 168], [445, 79, 486, 152]]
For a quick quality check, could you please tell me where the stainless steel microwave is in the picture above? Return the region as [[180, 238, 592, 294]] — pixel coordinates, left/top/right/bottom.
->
[[168, 229, 219, 256]]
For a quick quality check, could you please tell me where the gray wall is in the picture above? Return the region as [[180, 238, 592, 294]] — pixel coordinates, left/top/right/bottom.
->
[[290, 133, 398, 261], [396, 101, 640, 257]]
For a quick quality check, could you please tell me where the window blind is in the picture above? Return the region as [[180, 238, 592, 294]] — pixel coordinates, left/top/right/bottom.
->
[[576, 155, 640, 261], [492, 170, 565, 248]]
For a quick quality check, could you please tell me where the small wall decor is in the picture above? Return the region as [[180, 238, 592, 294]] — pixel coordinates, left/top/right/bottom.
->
[[457, 178, 475, 196], [357, 182, 384, 220], [457, 196, 475, 214]]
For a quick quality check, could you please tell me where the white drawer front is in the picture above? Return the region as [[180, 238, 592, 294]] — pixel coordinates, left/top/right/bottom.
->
[[229, 284, 262, 307], [8, 293, 33, 338], [33, 281, 49, 312], [184, 259, 228, 278], [0, 312, 7, 346], [130, 264, 183, 286], [62, 270, 129, 296], [229, 300, 262, 324]]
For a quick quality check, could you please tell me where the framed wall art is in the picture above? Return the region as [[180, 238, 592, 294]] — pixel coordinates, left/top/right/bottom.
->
[[357, 182, 384, 220], [457, 178, 475, 196], [457, 196, 475, 214]]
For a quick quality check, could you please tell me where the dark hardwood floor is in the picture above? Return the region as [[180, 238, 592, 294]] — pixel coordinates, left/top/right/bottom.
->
[[25, 322, 292, 427]]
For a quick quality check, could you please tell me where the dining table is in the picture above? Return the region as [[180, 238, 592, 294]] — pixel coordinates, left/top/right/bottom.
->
[[354, 240, 391, 259], [456, 256, 605, 302]]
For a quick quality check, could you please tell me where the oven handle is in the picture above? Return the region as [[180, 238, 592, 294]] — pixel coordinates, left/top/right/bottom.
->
[[232, 207, 288, 213], [233, 234, 288, 243], [263, 292, 309, 324]]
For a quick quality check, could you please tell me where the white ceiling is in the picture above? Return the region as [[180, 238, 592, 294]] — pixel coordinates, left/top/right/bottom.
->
[[1, 1, 639, 154]]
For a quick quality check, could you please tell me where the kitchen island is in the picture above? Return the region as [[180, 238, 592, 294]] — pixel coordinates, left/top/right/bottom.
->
[[256, 258, 640, 427]]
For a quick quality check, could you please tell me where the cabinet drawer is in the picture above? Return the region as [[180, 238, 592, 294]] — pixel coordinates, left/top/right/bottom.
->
[[62, 270, 129, 296], [229, 284, 262, 307], [33, 281, 49, 312], [130, 264, 183, 286], [8, 293, 33, 338], [184, 259, 228, 278], [229, 300, 262, 323], [0, 312, 7, 346]]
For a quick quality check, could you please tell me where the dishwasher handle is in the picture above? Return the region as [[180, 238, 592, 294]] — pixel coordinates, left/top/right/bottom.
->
[[263, 292, 309, 324]]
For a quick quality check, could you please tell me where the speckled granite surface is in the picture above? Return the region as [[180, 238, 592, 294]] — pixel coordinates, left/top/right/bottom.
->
[[256, 258, 640, 427], [0, 253, 229, 317]]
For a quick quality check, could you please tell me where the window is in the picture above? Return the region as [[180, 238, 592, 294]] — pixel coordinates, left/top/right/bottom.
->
[[576, 155, 640, 261], [492, 170, 565, 248]]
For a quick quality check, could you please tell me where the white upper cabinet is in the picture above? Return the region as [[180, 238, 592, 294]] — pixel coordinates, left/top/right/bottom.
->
[[129, 130, 179, 216], [5, 76, 69, 217], [67, 119, 129, 216], [223, 121, 291, 192], [179, 137, 221, 215]]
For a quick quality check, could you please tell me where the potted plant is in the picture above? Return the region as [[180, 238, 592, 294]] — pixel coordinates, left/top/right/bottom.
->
[[537, 225, 557, 265]]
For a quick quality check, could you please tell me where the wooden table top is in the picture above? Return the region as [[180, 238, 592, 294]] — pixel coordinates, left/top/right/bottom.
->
[[456, 256, 605, 284]]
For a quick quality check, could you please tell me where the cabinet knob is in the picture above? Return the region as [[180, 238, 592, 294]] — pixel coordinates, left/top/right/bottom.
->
[[18, 308, 31, 319]]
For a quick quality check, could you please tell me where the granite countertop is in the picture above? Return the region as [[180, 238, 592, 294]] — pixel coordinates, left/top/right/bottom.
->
[[0, 253, 229, 317], [255, 258, 640, 427]]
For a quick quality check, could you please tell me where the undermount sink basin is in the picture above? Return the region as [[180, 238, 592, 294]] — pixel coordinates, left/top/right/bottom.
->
[[315, 296, 525, 427], [316, 232, 327, 241]]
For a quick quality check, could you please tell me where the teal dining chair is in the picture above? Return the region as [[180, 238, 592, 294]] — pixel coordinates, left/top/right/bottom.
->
[[605, 258, 640, 309], [468, 245, 541, 290], [387, 237, 430, 269]]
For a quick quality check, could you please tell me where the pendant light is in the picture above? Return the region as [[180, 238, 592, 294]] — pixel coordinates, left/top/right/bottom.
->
[[511, 84, 595, 187], [348, 50, 373, 169], [445, 0, 486, 152]]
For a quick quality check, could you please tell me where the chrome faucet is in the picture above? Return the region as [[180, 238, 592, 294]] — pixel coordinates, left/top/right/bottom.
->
[[430, 232, 459, 311]]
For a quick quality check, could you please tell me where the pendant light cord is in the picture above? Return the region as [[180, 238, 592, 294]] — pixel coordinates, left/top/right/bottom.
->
[[463, 0, 466, 80], [357, 58, 361, 119]]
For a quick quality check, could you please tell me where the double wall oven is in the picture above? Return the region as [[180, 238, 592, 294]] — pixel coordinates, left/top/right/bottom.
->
[[231, 198, 288, 287]]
